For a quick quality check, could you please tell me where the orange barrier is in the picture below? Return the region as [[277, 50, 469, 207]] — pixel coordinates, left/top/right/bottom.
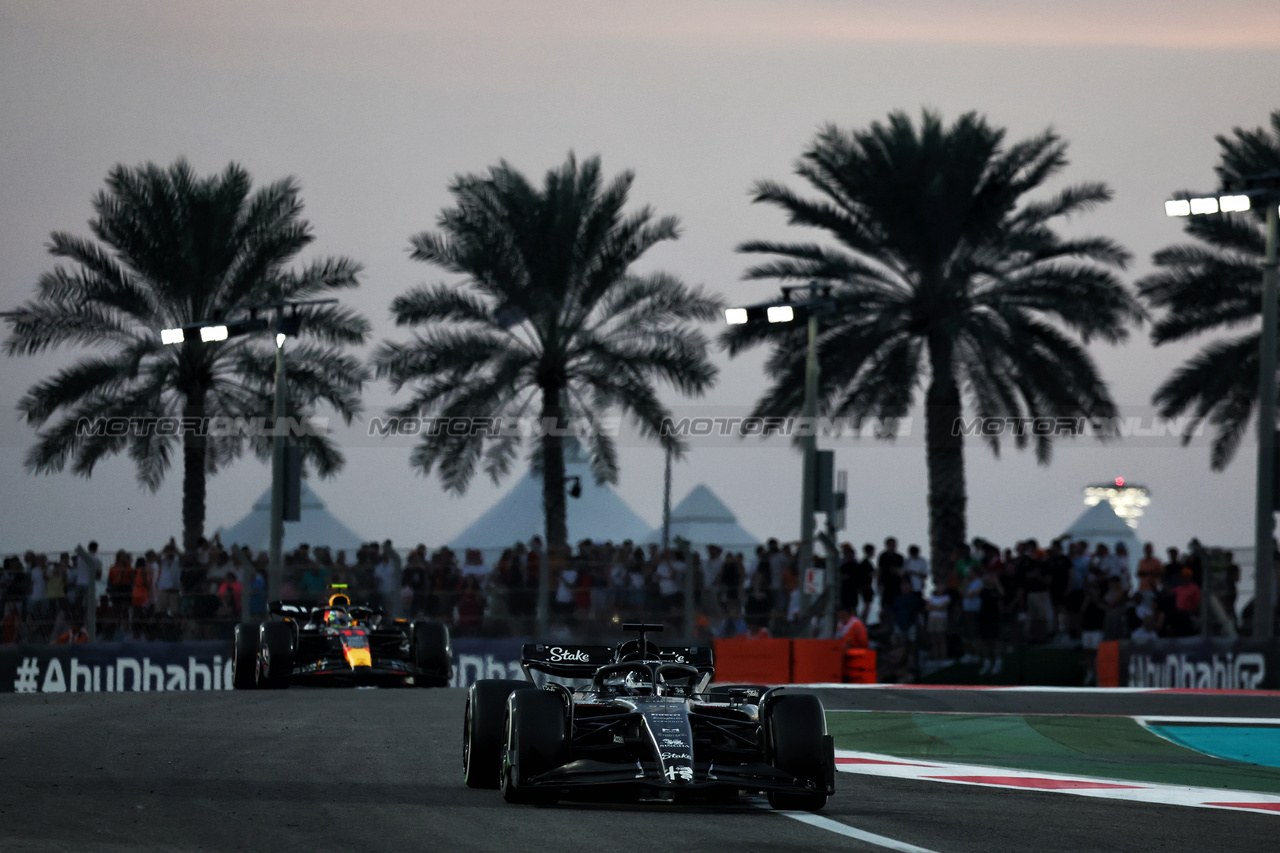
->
[[1096, 640, 1120, 687], [791, 639, 844, 684], [842, 648, 877, 684], [711, 638, 792, 683], [712, 638, 879, 684]]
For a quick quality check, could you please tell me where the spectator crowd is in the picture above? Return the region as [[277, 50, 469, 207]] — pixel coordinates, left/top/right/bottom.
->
[[2, 528, 1263, 682]]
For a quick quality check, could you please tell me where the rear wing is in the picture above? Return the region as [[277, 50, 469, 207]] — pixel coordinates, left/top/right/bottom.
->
[[520, 643, 715, 679], [268, 601, 314, 620], [521, 644, 615, 678], [268, 600, 383, 623]]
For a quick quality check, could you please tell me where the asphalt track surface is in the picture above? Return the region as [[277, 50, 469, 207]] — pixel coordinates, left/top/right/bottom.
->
[[2, 687, 1276, 852]]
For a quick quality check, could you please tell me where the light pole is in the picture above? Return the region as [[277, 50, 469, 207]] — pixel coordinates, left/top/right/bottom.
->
[[161, 298, 334, 622], [1167, 178, 1280, 638], [268, 324, 288, 604], [726, 282, 832, 633]]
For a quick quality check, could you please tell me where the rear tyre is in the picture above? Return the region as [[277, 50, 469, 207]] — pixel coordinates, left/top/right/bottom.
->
[[232, 623, 259, 690], [463, 679, 536, 789], [412, 620, 453, 687], [256, 622, 293, 689], [501, 689, 566, 805], [765, 694, 831, 811]]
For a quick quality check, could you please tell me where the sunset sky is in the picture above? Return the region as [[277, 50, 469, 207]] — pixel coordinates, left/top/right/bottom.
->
[[2, 1, 1278, 560]]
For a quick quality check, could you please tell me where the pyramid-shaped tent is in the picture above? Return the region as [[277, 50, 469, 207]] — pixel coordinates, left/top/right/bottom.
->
[[1061, 500, 1142, 575], [644, 484, 759, 554], [448, 458, 654, 555], [216, 480, 367, 554]]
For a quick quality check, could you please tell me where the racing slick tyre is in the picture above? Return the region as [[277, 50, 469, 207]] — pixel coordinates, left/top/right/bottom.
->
[[411, 620, 452, 687], [501, 689, 567, 805], [232, 623, 258, 690], [464, 679, 537, 789], [256, 622, 294, 689], [764, 694, 831, 811]]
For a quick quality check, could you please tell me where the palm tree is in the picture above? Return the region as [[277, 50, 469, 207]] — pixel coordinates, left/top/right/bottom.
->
[[374, 153, 721, 551], [1139, 110, 1280, 469], [723, 110, 1140, 573], [3, 159, 371, 552]]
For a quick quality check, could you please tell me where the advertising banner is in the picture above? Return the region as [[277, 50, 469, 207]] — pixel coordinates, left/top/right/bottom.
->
[[1, 641, 233, 694], [0, 637, 533, 693], [1118, 637, 1280, 690]]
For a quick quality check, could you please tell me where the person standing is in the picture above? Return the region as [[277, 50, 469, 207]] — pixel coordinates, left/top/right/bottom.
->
[[904, 545, 929, 598], [73, 541, 101, 610], [877, 538, 904, 625], [854, 543, 876, 622]]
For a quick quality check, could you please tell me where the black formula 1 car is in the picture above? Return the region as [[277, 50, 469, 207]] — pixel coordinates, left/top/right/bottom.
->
[[231, 593, 453, 688], [462, 623, 835, 809]]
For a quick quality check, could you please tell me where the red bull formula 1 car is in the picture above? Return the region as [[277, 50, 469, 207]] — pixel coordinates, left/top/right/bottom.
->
[[231, 593, 452, 688], [462, 623, 835, 809]]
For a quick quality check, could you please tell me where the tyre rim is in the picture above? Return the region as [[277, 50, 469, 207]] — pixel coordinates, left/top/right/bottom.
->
[[462, 700, 472, 774]]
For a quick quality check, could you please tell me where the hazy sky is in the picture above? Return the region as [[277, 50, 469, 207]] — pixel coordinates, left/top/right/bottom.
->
[[2, 1, 1278, 559]]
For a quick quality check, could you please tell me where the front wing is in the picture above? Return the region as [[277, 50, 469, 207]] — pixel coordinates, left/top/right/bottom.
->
[[287, 654, 444, 685], [520, 736, 836, 797]]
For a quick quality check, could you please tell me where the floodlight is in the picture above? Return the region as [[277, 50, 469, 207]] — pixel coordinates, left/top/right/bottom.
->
[[766, 305, 795, 323], [1164, 199, 1191, 217], [724, 307, 749, 325], [1189, 196, 1219, 215], [160, 328, 185, 345], [1219, 194, 1252, 213]]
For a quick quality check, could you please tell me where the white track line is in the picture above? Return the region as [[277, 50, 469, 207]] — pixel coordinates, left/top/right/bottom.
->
[[777, 810, 942, 853], [834, 749, 1280, 815], [1135, 716, 1280, 725]]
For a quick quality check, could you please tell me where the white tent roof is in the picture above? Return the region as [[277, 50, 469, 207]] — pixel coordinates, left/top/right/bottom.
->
[[644, 484, 759, 554], [216, 480, 367, 554], [1062, 500, 1142, 572], [447, 458, 654, 552]]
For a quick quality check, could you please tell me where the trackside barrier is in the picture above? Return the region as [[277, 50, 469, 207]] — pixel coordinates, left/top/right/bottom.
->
[[1096, 641, 1121, 687], [791, 639, 844, 684], [842, 648, 877, 684], [1, 636, 880, 692], [712, 638, 876, 684], [712, 638, 792, 683], [1113, 637, 1280, 689], [1, 642, 232, 693]]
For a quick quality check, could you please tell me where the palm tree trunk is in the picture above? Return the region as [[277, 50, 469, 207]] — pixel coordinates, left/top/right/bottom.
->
[[181, 389, 207, 554], [925, 336, 966, 584], [540, 383, 569, 552]]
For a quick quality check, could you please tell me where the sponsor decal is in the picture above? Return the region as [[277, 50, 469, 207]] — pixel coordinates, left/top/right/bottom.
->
[[1127, 652, 1265, 690], [1117, 638, 1279, 690], [660, 738, 686, 747], [664, 766, 695, 782], [660, 752, 692, 761], [548, 647, 590, 663]]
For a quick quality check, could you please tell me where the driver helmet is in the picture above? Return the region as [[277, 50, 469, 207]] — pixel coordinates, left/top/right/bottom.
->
[[325, 609, 350, 627], [603, 668, 654, 696]]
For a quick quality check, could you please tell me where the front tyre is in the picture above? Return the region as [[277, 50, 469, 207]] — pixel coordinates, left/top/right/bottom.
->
[[765, 694, 832, 811], [463, 679, 536, 789], [256, 622, 293, 689], [232, 623, 258, 690], [501, 689, 566, 805]]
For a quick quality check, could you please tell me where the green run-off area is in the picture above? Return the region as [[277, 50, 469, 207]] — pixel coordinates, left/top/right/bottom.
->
[[826, 711, 1280, 795]]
